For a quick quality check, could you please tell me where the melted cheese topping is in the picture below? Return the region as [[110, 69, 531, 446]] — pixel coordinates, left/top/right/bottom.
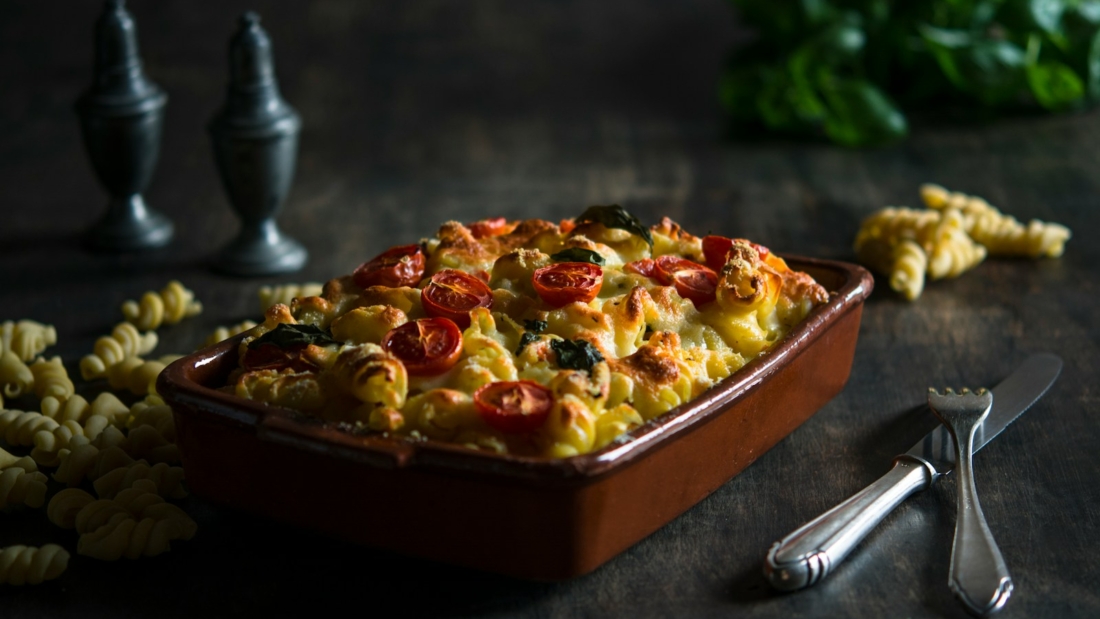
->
[[229, 216, 829, 458]]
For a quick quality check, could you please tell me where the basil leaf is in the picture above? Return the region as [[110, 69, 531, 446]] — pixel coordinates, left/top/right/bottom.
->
[[1027, 60, 1086, 108], [817, 72, 908, 146], [550, 248, 606, 265], [550, 338, 605, 373], [575, 205, 654, 247], [515, 320, 548, 356], [248, 323, 336, 350]]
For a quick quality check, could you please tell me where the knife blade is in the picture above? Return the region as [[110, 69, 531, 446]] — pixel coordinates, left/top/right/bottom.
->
[[763, 353, 1062, 592]]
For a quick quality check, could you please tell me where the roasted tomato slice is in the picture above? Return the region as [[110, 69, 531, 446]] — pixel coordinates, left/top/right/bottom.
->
[[241, 343, 318, 373], [624, 258, 660, 280], [421, 269, 493, 329], [702, 235, 771, 271], [382, 318, 463, 376], [468, 217, 513, 239], [654, 255, 718, 307], [474, 380, 554, 434], [353, 244, 426, 289], [532, 262, 603, 307]]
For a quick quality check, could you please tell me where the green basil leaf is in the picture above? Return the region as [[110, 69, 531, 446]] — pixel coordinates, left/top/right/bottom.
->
[[920, 25, 1028, 105], [575, 205, 654, 247], [817, 73, 908, 146], [999, 0, 1066, 36], [523, 319, 547, 334], [515, 320, 548, 356], [1085, 29, 1100, 100], [1027, 60, 1086, 108], [550, 338, 604, 374], [550, 247, 606, 265], [248, 323, 336, 350], [515, 332, 540, 356]]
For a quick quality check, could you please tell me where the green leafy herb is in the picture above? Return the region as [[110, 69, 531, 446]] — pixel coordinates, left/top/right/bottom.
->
[[550, 338, 605, 373], [723, 0, 1100, 146], [247, 323, 336, 350], [515, 320, 548, 356], [550, 247, 606, 265], [575, 205, 654, 247]]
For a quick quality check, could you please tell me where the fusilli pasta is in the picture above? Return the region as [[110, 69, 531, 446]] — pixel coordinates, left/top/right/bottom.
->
[[79, 322, 158, 380], [0, 350, 34, 399], [0, 466, 48, 509], [0, 544, 69, 585], [259, 282, 323, 312], [29, 356, 74, 402], [1, 320, 57, 362], [94, 461, 186, 500], [202, 320, 258, 348], [0, 410, 59, 447], [121, 280, 203, 331]]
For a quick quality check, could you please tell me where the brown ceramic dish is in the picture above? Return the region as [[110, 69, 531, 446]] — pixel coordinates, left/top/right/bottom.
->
[[157, 256, 873, 580]]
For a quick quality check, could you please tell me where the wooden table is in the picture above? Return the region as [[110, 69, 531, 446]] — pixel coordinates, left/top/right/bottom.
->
[[2, 1, 1098, 617]]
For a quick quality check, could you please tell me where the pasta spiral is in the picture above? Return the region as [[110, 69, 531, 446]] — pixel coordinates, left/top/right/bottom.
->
[[0, 466, 49, 509], [79, 322, 158, 380], [41, 392, 129, 424], [0, 410, 60, 447], [889, 240, 928, 301], [31, 417, 113, 467], [105, 356, 178, 396], [920, 183, 1072, 258], [29, 356, 74, 402], [121, 280, 203, 331], [202, 320, 258, 348], [54, 444, 136, 487], [47, 488, 96, 529], [94, 461, 187, 500], [0, 544, 69, 585], [259, 282, 323, 312], [1, 320, 57, 362], [0, 350, 34, 399], [71, 480, 197, 561]]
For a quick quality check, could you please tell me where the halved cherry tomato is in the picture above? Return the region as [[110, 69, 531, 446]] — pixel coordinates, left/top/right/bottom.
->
[[654, 255, 718, 307], [702, 235, 771, 271], [382, 318, 463, 376], [241, 344, 319, 373], [421, 269, 493, 329], [625, 258, 660, 280], [702, 235, 734, 271], [474, 380, 554, 433], [671, 268, 718, 307], [532, 262, 603, 307], [353, 244, 425, 289], [469, 217, 513, 239], [559, 218, 577, 234]]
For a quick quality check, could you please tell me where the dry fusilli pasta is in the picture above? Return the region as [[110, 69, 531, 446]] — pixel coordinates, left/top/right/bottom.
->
[[202, 320, 258, 348], [0, 350, 34, 399], [0, 410, 59, 447], [29, 356, 74, 402], [920, 183, 1072, 258], [79, 322, 158, 380], [40, 392, 128, 424], [94, 461, 186, 500], [105, 355, 178, 396], [259, 283, 323, 312], [0, 544, 69, 585], [1, 320, 57, 362], [47, 488, 95, 529], [54, 444, 136, 487], [121, 280, 203, 331], [0, 466, 48, 509]]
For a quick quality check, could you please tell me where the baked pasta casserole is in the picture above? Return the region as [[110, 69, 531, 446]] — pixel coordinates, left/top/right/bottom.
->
[[226, 206, 829, 458]]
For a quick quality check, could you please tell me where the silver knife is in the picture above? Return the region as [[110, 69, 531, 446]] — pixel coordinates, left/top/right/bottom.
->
[[764, 353, 1063, 591]]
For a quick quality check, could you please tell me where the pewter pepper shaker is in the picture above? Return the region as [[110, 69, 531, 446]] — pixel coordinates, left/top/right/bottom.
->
[[208, 12, 306, 276], [77, 0, 173, 251]]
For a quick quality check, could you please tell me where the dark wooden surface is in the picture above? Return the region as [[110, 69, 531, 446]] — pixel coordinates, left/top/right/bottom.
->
[[2, 1, 1098, 617]]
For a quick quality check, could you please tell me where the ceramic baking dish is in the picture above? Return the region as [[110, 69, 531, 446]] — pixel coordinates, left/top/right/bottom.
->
[[157, 256, 873, 580]]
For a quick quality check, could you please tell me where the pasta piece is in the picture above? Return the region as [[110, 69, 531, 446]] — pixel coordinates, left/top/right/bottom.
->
[[0, 320, 57, 362], [120, 425, 180, 464], [105, 356, 178, 396], [31, 417, 112, 467], [920, 183, 1072, 258], [123, 401, 176, 443], [202, 320, 258, 348], [0, 350, 34, 399], [0, 410, 60, 447], [94, 461, 187, 500], [73, 480, 197, 561], [0, 544, 69, 585], [121, 280, 203, 331], [29, 356, 74, 402], [41, 392, 128, 424], [0, 466, 49, 509], [889, 240, 928, 301], [259, 282, 323, 312], [47, 488, 96, 529], [54, 444, 136, 487], [79, 322, 158, 380]]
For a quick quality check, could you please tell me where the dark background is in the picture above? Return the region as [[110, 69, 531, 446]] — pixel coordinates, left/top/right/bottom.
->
[[1, 1, 1098, 617]]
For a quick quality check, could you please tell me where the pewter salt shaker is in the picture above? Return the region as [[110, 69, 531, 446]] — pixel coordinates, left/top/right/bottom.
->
[[77, 0, 173, 251], [208, 12, 306, 276]]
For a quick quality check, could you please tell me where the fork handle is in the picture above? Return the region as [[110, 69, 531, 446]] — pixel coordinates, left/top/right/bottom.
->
[[764, 455, 935, 591], [949, 428, 1014, 616]]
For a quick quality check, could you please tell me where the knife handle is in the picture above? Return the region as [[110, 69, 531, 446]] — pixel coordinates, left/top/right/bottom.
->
[[764, 455, 935, 591]]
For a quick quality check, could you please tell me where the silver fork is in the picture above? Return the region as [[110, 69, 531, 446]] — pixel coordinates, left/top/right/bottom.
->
[[928, 387, 1014, 617]]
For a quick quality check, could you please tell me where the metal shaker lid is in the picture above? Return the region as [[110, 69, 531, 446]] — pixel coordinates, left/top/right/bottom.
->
[[79, 0, 165, 115], [211, 12, 300, 135]]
